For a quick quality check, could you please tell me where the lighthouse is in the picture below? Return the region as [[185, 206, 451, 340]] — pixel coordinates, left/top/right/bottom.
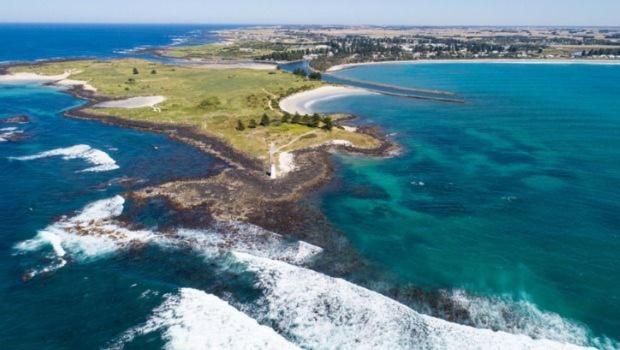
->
[[269, 142, 277, 179]]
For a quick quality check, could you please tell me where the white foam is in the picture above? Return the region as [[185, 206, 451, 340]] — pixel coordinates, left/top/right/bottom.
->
[[10, 144, 119, 172], [109, 288, 299, 350], [177, 221, 322, 265], [444, 290, 618, 349], [14, 198, 321, 279], [14, 196, 157, 264], [0, 127, 22, 142], [234, 252, 591, 350]]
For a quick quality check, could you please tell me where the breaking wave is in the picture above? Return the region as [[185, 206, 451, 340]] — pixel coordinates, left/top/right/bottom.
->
[[233, 252, 591, 350], [14, 196, 614, 349], [14, 197, 322, 278], [442, 290, 618, 350], [107, 288, 299, 350], [10, 144, 119, 172], [178, 222, 322, 265], [0, 126, 22, 142]]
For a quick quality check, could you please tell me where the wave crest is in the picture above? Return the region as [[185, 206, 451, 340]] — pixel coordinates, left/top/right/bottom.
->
[[107, 288, 300, 350], [234, 252, 590, 350], [10, 144, 119, 172]]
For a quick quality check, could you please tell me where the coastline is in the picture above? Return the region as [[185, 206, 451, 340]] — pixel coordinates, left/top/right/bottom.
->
[[327, 58, 620, 72], [0, 62, 396, 236]]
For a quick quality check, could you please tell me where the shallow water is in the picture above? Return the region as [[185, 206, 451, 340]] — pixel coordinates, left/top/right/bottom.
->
[[314, 62, 620, 343]]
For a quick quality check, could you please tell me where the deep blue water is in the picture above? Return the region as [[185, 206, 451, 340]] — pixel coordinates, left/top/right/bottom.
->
[[314, 62, 620, 344], [0, 23, 234, 62]]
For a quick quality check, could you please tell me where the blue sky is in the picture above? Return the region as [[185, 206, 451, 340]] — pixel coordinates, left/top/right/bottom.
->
[[2, 0, 619, 26]]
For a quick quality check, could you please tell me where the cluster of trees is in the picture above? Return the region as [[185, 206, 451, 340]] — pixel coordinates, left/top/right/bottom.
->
[[235, 112, 334, 131], [292, 68, 322, 80]]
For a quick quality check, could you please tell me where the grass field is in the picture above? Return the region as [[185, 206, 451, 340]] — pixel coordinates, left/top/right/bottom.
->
[[161, 42, 276, 60], [9, 59, 378, 160]]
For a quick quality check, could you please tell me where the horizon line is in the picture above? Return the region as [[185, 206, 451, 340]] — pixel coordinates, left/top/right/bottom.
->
[[1, 22, 619, 28]]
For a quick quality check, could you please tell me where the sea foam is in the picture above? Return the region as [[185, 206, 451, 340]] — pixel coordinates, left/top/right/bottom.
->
[[14, 196, 158, 277], [14, 197, 322, 279], [10, 144, 119, 172], [108, 288, 300, 350], [177, 221, 322, 265], [233, 252, 591, 350]]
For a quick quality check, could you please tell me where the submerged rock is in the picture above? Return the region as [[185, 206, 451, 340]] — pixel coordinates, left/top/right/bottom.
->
[[1, 114, 30, 124]]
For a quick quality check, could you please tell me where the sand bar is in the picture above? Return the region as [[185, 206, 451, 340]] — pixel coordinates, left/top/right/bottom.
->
[[279, 86, 374, 115]]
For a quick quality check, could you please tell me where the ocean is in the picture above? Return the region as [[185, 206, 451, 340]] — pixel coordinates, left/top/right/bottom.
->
[[1, 24, 619, 349]]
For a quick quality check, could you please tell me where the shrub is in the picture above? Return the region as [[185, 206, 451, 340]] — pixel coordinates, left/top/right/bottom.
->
[[291, 113, 301, 124], [260, 113, 270, 126], [198, 96, 222, 110], [133, 67, 139, 75], [248, 119, 257, 128], [151, 69, 157, 74], [321, 116, 334, 131], [310, 113, 321, 127], [236, 119, 245, 131]]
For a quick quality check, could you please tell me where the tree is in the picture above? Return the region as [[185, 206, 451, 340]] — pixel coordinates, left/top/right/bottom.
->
[[321, 116, 334, 131], [301, 115, 311, 125], [260, 113, 270, 126], [151, 69, 157, 74], [281, 112, 291, 123], [310, 113, 321, 127], [248, 119, 257, 128], [133, 67, 139, 75], [236, 119, 245, 131], [308, 72, 322, 80], [291, 113, 301, 124]]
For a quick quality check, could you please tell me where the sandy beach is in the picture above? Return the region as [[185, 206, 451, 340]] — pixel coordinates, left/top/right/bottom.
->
[[93, 96, 166, 109], [327, 59, 620, 72], [279, 86, 375, 115], [0, 71, 97, 92], [0, 71, 71, 83]]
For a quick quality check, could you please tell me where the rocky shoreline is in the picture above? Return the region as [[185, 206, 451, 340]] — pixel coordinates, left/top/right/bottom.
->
[[55, 80, 398, 235]]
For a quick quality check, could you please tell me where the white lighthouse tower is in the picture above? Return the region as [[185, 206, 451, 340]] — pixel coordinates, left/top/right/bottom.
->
[[269, 142, 277, 179]]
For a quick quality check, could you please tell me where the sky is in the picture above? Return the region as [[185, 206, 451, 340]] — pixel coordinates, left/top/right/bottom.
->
[[2, 0, 619, 26]]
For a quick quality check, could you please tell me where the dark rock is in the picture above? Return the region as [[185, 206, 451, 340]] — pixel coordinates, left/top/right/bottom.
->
[[1, 115, 30, 124]]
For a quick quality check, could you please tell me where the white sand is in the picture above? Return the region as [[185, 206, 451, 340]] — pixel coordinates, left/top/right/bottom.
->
[[277, 152, 297, 176], [0, 71, 97, 92], [94, 96, 166, 109], [279, 86, 374, 115], [55, 79, 97, 92], [0, 71, 71, 83]]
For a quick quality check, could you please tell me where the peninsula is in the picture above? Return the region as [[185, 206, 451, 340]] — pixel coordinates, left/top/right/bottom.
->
[[2, 58, 391, 227]]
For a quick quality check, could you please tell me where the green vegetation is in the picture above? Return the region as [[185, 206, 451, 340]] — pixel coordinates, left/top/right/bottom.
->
[[161, 42, 277, 60], [9, 58, 378, 160]]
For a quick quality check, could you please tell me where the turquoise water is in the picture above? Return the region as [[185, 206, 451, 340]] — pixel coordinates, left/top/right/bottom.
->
[[315, 63, 620, 342]]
